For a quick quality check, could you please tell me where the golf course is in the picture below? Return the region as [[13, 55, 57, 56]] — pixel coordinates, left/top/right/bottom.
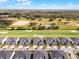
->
[[0, 30, 79, 37]]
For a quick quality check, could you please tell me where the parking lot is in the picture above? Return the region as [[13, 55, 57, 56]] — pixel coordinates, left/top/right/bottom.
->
[[50, 50, 69, 59], [0, 37, 79, 59], [0, 49, 69, 59]]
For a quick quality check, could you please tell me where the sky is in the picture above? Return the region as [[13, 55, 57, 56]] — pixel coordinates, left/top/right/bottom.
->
[[0, 0, 79, 9]]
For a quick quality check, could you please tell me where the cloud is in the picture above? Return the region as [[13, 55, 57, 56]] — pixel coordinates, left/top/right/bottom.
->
[[0, 0, 8, 4], [17, 0, 28, 2], [56, 3, 79, 9], [8, 0, 33, 9], [36, 3, 79, 9], [14, 3, 79, 9], [1, 0, 79, 9], [16, 0, 32, 6]]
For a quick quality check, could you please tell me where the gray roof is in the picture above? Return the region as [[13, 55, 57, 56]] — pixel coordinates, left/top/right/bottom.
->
[[33, 50, 48, 59], [13, 50, 30, 59], [50, 50, 68, 59], [0, 50, 13, 59], [0, 51, 6, 59]]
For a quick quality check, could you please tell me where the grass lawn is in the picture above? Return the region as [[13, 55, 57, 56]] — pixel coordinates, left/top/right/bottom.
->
[[0, 30, 79, 37]]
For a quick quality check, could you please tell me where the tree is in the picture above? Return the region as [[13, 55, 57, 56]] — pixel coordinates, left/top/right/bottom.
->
[[48, 18, 54, 22], [14, 13, 21, 19]]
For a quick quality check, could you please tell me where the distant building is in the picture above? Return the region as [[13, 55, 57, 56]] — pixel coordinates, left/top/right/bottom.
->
[[0, 20, 14, 25], [0, 13, 9, 18], [0, 15, 9, 18]]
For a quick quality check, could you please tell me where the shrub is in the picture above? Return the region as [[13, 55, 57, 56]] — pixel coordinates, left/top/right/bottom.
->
[[48, 18, 54, 22]]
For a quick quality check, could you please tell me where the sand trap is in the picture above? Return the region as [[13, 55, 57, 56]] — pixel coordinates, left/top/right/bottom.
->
[[25, 30, 32, 32], [33, 35, 37, 37], [0, 32, 8, 34], [70, 30, 77, 33], [33, 35, 43, 38]]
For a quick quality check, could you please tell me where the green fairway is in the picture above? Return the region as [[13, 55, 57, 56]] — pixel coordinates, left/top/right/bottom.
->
[[0, 30, 79, 37]]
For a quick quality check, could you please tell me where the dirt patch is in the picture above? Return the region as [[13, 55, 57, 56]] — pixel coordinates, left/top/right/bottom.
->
[[11, 20, 31, 26]]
